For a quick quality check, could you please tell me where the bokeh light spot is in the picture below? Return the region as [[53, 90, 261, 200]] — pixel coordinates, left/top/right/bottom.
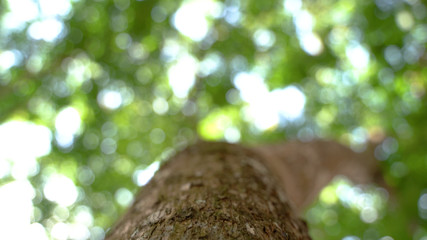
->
[[168, 55, 198, 98], [39, 0, 71, 18], [284, 0, 302, 13], [0, 180, 35, 240], [115, 33, 132, 50], [151, 6, 167, 23], [395, 11, 414, 31], [43, 174, 78, 207], [418, 192, 427, 219], [3, 0, 39, 30], [234, 72, 306, 130], [346, 43, 370, 69], [300, 32, 324, 56], [172, 0, 220, 41], [150, 128, 166, 144], [133, 161, 160, 186], [360, 207, 378, 223], [55, 107, 81, 148], [115, 188, 133, 207], [253, 29, 276, 51], [100, 138, 117, 155], [152, 97, 169, 115], [0, 121, 52, 161], [0, 50, 21, 71], [28, 19, 64, 42], [97, 90, 123, 110], [224, 127, 241, 143]]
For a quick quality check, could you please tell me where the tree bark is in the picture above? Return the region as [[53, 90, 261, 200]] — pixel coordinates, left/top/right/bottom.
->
[[106, 141, 311, 239], [255, 140, 384, 212]]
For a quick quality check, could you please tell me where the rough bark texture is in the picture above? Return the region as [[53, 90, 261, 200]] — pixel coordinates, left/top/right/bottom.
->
[[106, 142, 311, 240]]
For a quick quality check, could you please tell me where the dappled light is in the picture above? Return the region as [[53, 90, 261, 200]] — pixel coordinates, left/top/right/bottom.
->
[[307, 177, 389, 237], [168, 54, 198, 98], [419, 193, 427, 220], [172, 0, 221, 41], [0, 50, 21, 72], [114, 188, 133, 207], [44, 174, 78, 207], [3, 0, 71, 42], [1, 0, 426, 238], [97, 90, 123, 110], [28, 19, 65, 42], [233, 72, 306, 130], [133, 161, 160, 187], [0, 121, 52, 240], [55, 107, 81, 148]]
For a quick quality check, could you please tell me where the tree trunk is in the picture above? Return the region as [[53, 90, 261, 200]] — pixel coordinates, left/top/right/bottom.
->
[[255, 140, 384, 212], [106, 141, 311, 239]]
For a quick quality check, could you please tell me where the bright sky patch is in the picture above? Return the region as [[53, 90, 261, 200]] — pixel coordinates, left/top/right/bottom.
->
[[233, 72, 306, 131], [55, 107, 81, 148], [0, 121, 52, 161], [346, 43, 370, 69], [4, 0, 71, 41], [133, 161, 160, 186], [43, 174, 78, 207], [0, 180, 40, 240], [168, 55, 198, 98], [97, 90, 123, 110], [172, 0, 222, 41]]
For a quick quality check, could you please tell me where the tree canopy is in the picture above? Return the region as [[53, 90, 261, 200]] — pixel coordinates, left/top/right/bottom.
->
[[0, 0, 426, 239]]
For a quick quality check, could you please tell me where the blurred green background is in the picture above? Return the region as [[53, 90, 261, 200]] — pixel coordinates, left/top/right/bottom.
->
[[0, 0, 426, 239]]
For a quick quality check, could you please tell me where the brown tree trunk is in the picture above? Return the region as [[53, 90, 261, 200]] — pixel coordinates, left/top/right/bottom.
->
[[255, 140, 384, 212], [106, 142, 311, 239]]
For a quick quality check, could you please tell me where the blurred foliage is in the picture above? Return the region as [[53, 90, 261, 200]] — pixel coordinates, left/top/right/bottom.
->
[[0, 0, 426, 239]]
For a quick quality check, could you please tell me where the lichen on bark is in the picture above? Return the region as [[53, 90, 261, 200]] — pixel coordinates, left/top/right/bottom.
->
[[106, 142, 311, 240]]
